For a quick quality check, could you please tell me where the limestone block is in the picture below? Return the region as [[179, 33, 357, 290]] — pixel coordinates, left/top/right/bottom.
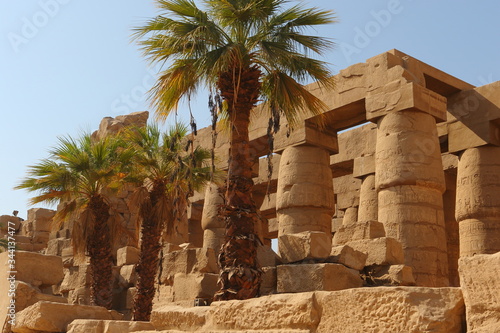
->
[[315, 287, 465, 333], [14, 251, 64, 286], [278, 208, 333, 235], [173, 272, 218, 301], [161, 247, 218, 283], [277, 263, 362, 293], [332, 221, 385, 245], [27, 208, 55, 232], [92, 111, 149, 140], [118, 265, 137, 288], [31, 230, 50, 244], [257, 244, 280, 267], [329, 245, 367, 271], [151, 305, 208, 331], [278, 231, 332, 263], [353, 154, 375, 178], [366, 82, 447, 122], [333, 175, 361, 210], [273, 121, 338, 154], [347, 237, 404, 266], [203, 228, 224, 251], [116, 246, 140, 266], [342, 207, 358, 226], [15, 281, 67, 312], [331, 218, 343, 234], [260, 267, 277, 296], [45, 238, 71, 256], [458, 252, 500, 332], [365, 264, 416, 286], [0, 215, 22, 232], [67, 319, 154, 333], [375, 111, 446, 191], [357, 174, 378, 222], [206, 292, 320, 331], [12, 301, 122, 333], [60, 265, 90, 293], [330, 123, 377, 166], [68, 286, 91, 305]]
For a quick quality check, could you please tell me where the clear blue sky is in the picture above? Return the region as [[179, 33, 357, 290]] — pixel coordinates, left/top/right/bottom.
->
[[1, 1, 499, 218]]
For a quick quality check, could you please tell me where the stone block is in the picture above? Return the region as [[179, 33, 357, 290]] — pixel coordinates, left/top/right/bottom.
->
[[353, 154, 375, 178], [331, 218, 343, 233], [267, 218, 278, 238], [329, 245, 367, 271], [273, 121, 338, 154], [161, 247, 218, 283], [365, 264, 416, 286], [14, 251, 64, 286], [15, 281, 67, 312], [260, 267, 277, 296], [315, 287, 465, 333], [67, 319, 154, 333], [347, 237, 404, 266], [46, 238, 72, 256], [118, 264, 137, 288], [206, 292, 320, 331], [333, 175, 361, 210], [60, 265, 90, 293], [12, 301, 122, 333], [68, 286, 91, 305], [332, 221, 385, 245], [459, 252, 500, 332], [116, 246, 140, 266], [151, 305, 208, 331], [277, 263, 362, 293], [173, 272, 218, 301], [31, 231, 50, 244], [278, 231, 332, 263], [0, 215, 22, 232], [366, 82, 447, 122], [257, 244, 280, 267], [126, 287, 137, 310]]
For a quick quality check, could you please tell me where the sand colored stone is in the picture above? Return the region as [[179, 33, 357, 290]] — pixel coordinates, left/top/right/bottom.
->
[[278, 231, 332, 263], [332, 220, 385, 245], [357, 174, 378, 222], [329, 245, 367, 271], [67, 319, 154, 333], [347, 237, 404, 266]]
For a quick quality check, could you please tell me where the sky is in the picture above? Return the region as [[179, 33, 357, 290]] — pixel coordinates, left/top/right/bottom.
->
[[1, 1, 499, 218]]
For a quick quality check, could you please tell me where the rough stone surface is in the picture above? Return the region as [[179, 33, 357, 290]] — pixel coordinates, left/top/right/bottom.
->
[[277, 263, 363, 293], [161, 248, 218, 284], [458, 252, 500, 332], [173, 272, 218, 301], [116, 246, 140, 266], [67, 319, 154, 333], [151, 305, 208, 331], [12, 301, 122, 333], [278, 231, 332, 263], [329, 245, 367, 271], [14, 251, 64, 286], [347, 237, 404, 266], [332, 220, 385, 245], [365, 264, 416, 286]]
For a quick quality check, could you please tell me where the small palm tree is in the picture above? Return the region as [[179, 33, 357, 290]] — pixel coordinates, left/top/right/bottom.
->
[[134, 0, 336, 300], [125, 124, 211, 321], [16, 134, 133, 309]]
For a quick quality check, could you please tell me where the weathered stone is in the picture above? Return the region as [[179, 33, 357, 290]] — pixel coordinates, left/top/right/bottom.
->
[[333, 175, 361, 210], [458, 252, 500, 332], [201, 183, 225, 230], [126, 287, 137, 310], [27, 208, 56, 232], [206, 292, 320, 331], [173, 272, 218, 301], [357, 174, 378, 222], [278, 231, 332, 263], [68, 286, 91, 305], [14, 251, 64, 286], [92, 111, 149, 140], [332, 220, 385, 245], [12, 301, 122, 333], [160, 247, 218, 283], [347, 237, 404, 266], [15, 281, 67, 312], [315, 287, 465, 333], [202, 228, 224, 252], [0, 215, 22, 232], [277, 263, 362, 293], [151, 305, 208, 331], [365, 264, 416, 286], [342, 207, 358, 226], [118, 264, 137, 288], [116, 246, 140, 266], [329, 245, 367, 271], [260, 267, 277, 296], [257, 244, 280, 267], [67, 319, 154, 333], [60, 265, 90, 293], [45, 238, 71, 256]]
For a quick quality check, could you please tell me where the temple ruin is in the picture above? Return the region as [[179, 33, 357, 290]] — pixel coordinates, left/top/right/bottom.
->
[[1, 49, 499, 332]]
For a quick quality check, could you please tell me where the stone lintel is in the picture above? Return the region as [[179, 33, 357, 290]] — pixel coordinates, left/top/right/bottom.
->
[[366, 82, 447, 122], [352, 154, 375, 179], [448, 120, 500, 153], [273, 121, 338, 154]]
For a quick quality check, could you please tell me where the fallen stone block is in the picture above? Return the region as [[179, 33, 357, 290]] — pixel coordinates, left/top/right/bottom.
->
[[12, 301, 122, 333], [68, 286, 91, 305], [60, 265, 90, 293], [151, 305, 209, 331], [278, 231, 332, 263], [173, 272, 218, 301], [347, 237, 404, 266], [67, 319, 154, 333], [363, 264, 416, 286], [277, 263, 363, 293], [315, 287, 465, 333], [329, 245, 367, 270], [459, 252, 500, 332], [116, 246, 140, 266], [332, 220, 385, 245], [15, 281, 67, 312], [161, 247, 218, 283], [14, 251, 64, 286]]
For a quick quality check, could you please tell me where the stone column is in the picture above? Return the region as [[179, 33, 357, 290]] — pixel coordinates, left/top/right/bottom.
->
[[456, 146, 500, 257], [276, 145, 335, 263], [368, 82, 449, 287], [358, 174, 378, 222], [201, 183, 225, 251], [443, 168, 460, 287]]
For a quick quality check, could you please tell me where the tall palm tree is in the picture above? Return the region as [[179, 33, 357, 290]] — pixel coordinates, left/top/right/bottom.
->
[[16, 134, 133, 309], [125, 124, 211, 321], [133, 0, 336, 300]]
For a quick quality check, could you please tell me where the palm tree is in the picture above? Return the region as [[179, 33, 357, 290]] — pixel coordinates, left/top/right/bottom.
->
[[16, 134, 133, 309], [133, 0, 336, 300], [125, 124, 211, 321]]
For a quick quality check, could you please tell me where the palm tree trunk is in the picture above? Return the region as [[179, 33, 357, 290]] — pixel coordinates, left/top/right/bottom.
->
[[214, 65, 262, 301], [133, 184, 164, 321], [87, 195, 113, 309]]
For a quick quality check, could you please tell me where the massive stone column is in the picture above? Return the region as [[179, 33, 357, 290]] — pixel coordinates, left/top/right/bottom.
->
[[276, 145, 335, 263], [443, 166, 460, 287], [201, 183, 225, 251], [368, 82, 449, 287], [456, 146, 500, 257], [358, 174, 378, 223]]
